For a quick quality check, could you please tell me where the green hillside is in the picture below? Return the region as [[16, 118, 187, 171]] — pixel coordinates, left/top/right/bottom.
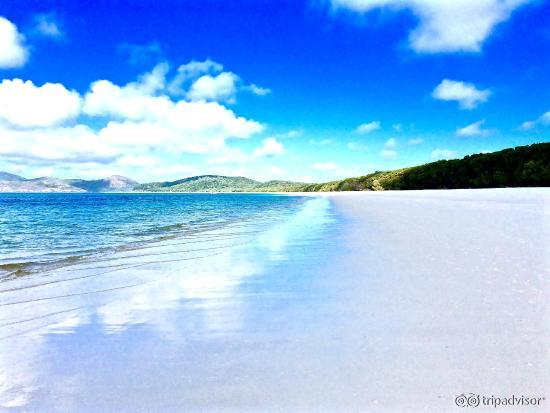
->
[[302, 142, 550, 191], [134, 175, 305, 192]]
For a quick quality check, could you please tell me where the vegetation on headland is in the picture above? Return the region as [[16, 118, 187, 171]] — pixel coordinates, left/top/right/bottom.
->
[[300, 142, 550, 191], [133, 175, 305, 192]]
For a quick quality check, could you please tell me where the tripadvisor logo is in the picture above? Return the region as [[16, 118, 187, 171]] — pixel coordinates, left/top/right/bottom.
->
[[454, 393, 545, 408]]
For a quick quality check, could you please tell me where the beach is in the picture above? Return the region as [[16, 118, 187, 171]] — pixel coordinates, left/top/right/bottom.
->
[[0, 189, 548, 412], [322, 188, 549, 411]]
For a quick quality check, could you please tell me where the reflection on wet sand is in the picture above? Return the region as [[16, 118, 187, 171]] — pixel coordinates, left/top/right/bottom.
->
[[0, 196, 334, 411]]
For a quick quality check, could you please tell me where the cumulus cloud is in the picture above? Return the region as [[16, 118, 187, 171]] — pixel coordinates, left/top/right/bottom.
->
[[0, 64, 264, 175], [312, 162, 338, 170], [0, 124, 118, 164], [83, 66, 172, 120], [244, 84, 271, 96], [34, 14, 63, 38], [355, 120, 380, 134], [408, 138, 424, 145], [0, 17, 28, 68], [187, 72, 240, 103], [432, 79, 490, 109], [431, 148, 457, 160], [519, 110, 550, 130], [253, 138, 284, 157], [167, 59, 269, 102], [384, 137, 397, 148], [0, 79, 81, 127], [456, 119, 493, 137], [330, 0, 531, 53]]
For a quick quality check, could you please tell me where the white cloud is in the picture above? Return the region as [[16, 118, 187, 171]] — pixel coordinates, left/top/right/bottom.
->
[[432, 79, 490, 109], [115, 155, 159, 167], [0, 79, 81, 127], [392, 123, 403, 132], [519, 120, 536, 130], [83, 64, 263, 146], [83, 81, 170, 120], [456, 119, 493, 137], [519, 110, 550, 130], [0, 64, 265, 179], [379, 138, 398, 158], [0, 124, 118, 164], [408, 138, 424, 145], [34, 14, 62, 38], [245, 84, 271, 96], [380, 149, 397, 158], [384, 137, 397, 148], [355, 120, 380, 134], [312, 162, 338, 170], [167, 59, 223, 95], [187, 72, 240, 103], [166, 59, 270, 103], [330, 0, 531, 53], [431, 148, 457, 160], [253, 137, 284, 157], [0, 17, 28, 68]]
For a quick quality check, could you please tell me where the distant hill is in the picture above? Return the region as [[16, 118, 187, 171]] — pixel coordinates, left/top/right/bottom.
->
[[0, 177, 86, 193], [134, 175, 305, 192], [0, 172, 25, 182], [0, 174, 139, 193], [66, 175, 139, 192], [302, 142, 550, 191]]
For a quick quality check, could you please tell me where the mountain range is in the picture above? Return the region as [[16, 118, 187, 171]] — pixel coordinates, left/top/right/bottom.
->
[[1, 142, 548, 193], [0, 174, 139, 193]]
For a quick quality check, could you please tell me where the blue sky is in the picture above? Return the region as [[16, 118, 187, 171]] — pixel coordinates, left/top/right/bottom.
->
[[0, 0, 548, 182]]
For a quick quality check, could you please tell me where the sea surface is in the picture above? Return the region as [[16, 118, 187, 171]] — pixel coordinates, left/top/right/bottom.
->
[[0, 193, 339, 411]]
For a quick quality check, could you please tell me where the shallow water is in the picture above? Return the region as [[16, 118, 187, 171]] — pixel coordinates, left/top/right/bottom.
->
[[0, 193, 339, 411]]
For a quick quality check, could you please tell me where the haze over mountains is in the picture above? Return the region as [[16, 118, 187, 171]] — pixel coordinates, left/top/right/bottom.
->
[[0, 174, 139, 193]]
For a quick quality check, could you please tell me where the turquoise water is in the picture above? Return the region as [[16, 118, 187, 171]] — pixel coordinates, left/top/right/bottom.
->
[[0, 193, 308, 279], [0, 193, 339, 411]]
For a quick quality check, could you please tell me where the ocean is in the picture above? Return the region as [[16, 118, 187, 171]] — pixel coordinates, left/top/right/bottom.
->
[[0, 193, 315, 279]]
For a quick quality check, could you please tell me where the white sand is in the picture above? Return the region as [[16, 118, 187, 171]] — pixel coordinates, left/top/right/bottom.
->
[[319, 188, 549, 411]]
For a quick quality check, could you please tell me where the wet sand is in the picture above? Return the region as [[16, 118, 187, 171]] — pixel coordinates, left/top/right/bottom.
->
[[0, 189, 548, 412]]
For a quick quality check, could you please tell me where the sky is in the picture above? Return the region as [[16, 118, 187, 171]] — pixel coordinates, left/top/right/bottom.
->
[[0, 0, 548, 183]]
